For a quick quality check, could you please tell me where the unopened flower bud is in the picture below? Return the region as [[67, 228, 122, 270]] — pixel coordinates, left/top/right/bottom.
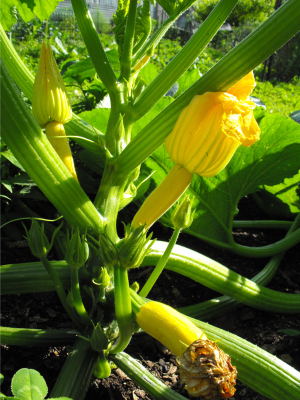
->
[[23, 220, 61, 259], [118, 224, 154, 269], [90, 322, 108, 352], [65, 228, 88, 268], [171, 195, 195, 230], [32, 42, 72, 127]]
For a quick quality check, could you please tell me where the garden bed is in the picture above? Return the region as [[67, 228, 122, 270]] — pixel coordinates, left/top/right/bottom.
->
[[1, 199, 299, 400]]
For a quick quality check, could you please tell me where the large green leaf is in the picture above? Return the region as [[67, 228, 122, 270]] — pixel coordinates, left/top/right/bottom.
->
[[144, 114, 300, 245], [256, 171, 300, 218], [1, 0, 60, 31]]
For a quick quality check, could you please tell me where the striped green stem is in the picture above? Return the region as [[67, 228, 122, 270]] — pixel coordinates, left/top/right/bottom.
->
[[70, 0, 117, 95], [232, 220, 292, 230], [112, 352, 187, 400], [120, 0, 138, 81], [50, 337, 98, 400], [0, 327, 77, 347], [126, 0, 238, 123], [179, 213, 300, 319], [142, 241, 300, 313]]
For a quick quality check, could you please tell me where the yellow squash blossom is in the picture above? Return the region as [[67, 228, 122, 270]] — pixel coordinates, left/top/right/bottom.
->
[[132, 72, 260, 229], [136, 301, 237, 398], [32, 42, 77, 181]]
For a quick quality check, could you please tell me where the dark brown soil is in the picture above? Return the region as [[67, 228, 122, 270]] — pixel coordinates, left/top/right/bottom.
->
[[1, 198, 300, 400]]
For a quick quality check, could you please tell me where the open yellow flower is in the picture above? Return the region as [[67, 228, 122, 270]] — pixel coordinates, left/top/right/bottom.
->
[[132, 72, 260, 229], [32, 42, 77, 181]]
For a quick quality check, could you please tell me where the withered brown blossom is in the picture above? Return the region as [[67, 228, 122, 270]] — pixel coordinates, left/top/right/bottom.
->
[[177, 339, 237, 399]]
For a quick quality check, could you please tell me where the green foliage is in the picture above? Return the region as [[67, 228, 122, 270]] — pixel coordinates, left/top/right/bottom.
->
[[194, 0, 275, 26], [252, 78, 300, 117], [1, 0, 60, 31]]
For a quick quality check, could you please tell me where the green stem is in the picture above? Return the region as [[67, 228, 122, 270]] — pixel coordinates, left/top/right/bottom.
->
[[110, 263, 133, 354], [132, 14, 177, 65], [0, 23, 106, 156], [180, 213, 300, 319], [121, 0, 138, 81], [70, 267, 93, 327], [1, 261, 71, 295], [139, 228, 181, 297], [40, 256, 84, 329], [127, 0, 238, 123], [132, 0, 151, 56], [93, 159, 128, 242], [117, 0, 300, 174], [0, 326, 77, 347], [50, 337, 98, 400], [112, 352, 187, 400], [1, 60, 104, 234], [70, 0, 117, 96], [142, 241, 300, 313], [232, 220, 292, 230]]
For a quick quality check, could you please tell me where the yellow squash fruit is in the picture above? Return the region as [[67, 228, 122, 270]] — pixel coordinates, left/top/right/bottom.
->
[[46, 121, 78, 181]]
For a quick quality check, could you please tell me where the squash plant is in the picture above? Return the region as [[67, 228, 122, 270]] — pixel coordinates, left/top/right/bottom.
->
[[1, 1, 300, 399]]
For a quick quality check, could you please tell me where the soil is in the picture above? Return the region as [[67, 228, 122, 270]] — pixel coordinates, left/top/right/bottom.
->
[[1, 197, 300, 400]]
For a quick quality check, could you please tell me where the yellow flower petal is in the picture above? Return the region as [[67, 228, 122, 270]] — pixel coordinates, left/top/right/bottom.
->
[[32, 42, 72, 127], [227, 71, 256, 101]]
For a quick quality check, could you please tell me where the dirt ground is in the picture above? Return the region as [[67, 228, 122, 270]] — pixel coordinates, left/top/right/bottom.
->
[[1, 198, 300, 400]]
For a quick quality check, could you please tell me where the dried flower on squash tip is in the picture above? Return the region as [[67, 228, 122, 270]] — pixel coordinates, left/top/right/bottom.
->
[[136, 301, 237, 399], [177, 339, 237, 399], [132, 72, 260, 229]]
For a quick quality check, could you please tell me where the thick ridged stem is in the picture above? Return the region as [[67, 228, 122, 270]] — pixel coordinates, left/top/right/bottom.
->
[[0, 327, 77, 347], [127, 0, 238, 123], [50, 338, 98, 400], [179, 213, 300, 319], [113, 352, 187, 400], [117, 0, 300, 174], [120, 0, 138, 81], [70, 0, 117, 95], [142, 241, 300, 313]]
